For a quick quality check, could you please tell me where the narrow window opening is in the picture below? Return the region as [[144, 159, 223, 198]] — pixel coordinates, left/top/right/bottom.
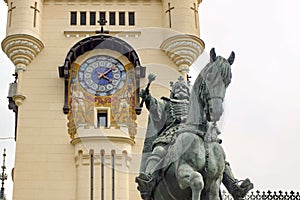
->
[[109, 12, 116, 25], [90, 150, 94, 200], [80, 11, 86, 25], [119, 12, 125, 26], [99, 12, 106, 21], [97, 111, 108, 128], [70, 11, 77, 25], [128, 12, 135, 26], [90, 12, 96, 25], [101, 151, 105, 200], [111, 152, 115, 200]]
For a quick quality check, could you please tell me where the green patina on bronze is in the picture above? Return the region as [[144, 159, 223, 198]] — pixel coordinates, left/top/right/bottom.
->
[[136, 48, 253, 200]]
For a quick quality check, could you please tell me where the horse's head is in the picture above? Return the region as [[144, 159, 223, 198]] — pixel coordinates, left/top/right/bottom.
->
[[202, 48, 234, 122]]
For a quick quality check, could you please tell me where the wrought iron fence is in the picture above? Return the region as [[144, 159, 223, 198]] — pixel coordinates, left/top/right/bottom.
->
[[221, 190, 300, 200]]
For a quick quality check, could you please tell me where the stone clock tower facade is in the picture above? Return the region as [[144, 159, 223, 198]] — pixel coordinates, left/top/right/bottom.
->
[[2, 0, 204, 199]]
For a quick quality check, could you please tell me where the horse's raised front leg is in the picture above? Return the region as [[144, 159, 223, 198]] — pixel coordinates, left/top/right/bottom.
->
[[177, 162, 204, 200], [190, 171, 204, 200]]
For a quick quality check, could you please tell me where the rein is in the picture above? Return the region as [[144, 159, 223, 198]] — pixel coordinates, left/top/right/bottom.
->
[[206, 96, 224, 101], [204, 123, 222, 172]]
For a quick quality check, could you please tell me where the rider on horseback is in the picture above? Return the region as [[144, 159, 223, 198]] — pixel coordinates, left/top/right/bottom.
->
[[136, 76, 253, 200]]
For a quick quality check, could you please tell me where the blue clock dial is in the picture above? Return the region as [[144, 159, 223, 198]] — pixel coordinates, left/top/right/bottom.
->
[[78, 55, 127, 96]]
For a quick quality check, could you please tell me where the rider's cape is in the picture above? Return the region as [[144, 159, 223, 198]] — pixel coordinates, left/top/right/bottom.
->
[[139, 96, 168, 172]]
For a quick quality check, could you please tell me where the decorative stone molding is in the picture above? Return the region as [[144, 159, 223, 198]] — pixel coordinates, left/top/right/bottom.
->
[[9, 49, 35, 60], [71, 127, 135, 161], [13, 94, 26, 107], [71, 135, 135, 147], [13, 58, 30, 66], [72, 130, 134, 169], [1, 34, 44, 68], [1, 34, 41, 107], [15, 64, 26, 72], [161, 34, 205, 72], [64, 30, 141, 38]]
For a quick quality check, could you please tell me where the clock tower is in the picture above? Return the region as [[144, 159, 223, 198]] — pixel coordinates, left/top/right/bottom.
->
[[1, 0, 205, 200]]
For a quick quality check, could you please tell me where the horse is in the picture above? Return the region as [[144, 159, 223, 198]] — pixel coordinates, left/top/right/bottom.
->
[[137, 48, 235, 200]]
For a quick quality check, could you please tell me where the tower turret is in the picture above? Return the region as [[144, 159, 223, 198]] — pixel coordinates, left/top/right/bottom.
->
[[161, 0, 204, 76], [1, 0, 44, 106], [163, 0, 201, 36]]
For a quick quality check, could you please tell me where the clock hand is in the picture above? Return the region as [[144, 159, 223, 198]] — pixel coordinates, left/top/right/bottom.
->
[[97, 72, 104, 79], [103, 65, 116, 76], [103, 75, 113, 83], [96, 66, 116, 80], [97, 72, 112, 83]]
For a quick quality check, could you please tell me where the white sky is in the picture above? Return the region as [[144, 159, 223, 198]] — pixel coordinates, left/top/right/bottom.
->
[[195, 0, 300, 193], [0, 1, 16, 200], [1, 0, 300, 199]]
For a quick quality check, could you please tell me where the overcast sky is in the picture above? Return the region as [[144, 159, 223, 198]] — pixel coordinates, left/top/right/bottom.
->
[[0, 1, 16, 200], [1, 0, 300, 199], [196, 0, 300, 193]]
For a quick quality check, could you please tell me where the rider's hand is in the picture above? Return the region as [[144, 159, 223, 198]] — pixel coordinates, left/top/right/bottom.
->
[[140, 89, 149, 99]]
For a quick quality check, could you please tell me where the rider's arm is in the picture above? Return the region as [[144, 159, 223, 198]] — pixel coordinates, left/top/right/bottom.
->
[[140, 89, 158, 111], [140, 89, 166, 122], [145, 93, 157, 111]]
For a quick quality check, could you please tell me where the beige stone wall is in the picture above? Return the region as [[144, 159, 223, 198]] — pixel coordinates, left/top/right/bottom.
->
[[43, 0, 164, 31], [4, 0, 203, 199], [12, 39, 76, 200], [6, 0, 43, 39], [162, 0, 200, 36]]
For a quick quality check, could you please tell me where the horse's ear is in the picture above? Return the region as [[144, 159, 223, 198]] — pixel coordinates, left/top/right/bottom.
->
[[227, 51, 235, 65], [210, 48, 216, 62]]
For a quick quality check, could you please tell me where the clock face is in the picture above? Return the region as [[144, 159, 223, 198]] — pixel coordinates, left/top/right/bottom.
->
[[78, 55, 127, 96]]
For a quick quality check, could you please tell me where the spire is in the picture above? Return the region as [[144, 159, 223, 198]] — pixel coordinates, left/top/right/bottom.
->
[[0, 149, 7, 200]]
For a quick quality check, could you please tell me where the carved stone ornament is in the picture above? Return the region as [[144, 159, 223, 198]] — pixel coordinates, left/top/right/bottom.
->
[[1, 34, 44, 67], [160, 34, 205, 73]]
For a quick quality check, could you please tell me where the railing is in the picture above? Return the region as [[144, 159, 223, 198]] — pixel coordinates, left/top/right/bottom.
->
[[221, 190, 300, 200]]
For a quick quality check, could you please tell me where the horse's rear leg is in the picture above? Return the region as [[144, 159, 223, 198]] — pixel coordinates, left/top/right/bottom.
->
[[177, 163, 204, 200], [205, 178, 222, 200]]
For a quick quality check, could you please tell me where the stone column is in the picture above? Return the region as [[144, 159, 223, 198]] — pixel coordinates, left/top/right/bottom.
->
[[12, 64, 26, 106], [6, 0, 44, 39], [2, 0, 44, 107]]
